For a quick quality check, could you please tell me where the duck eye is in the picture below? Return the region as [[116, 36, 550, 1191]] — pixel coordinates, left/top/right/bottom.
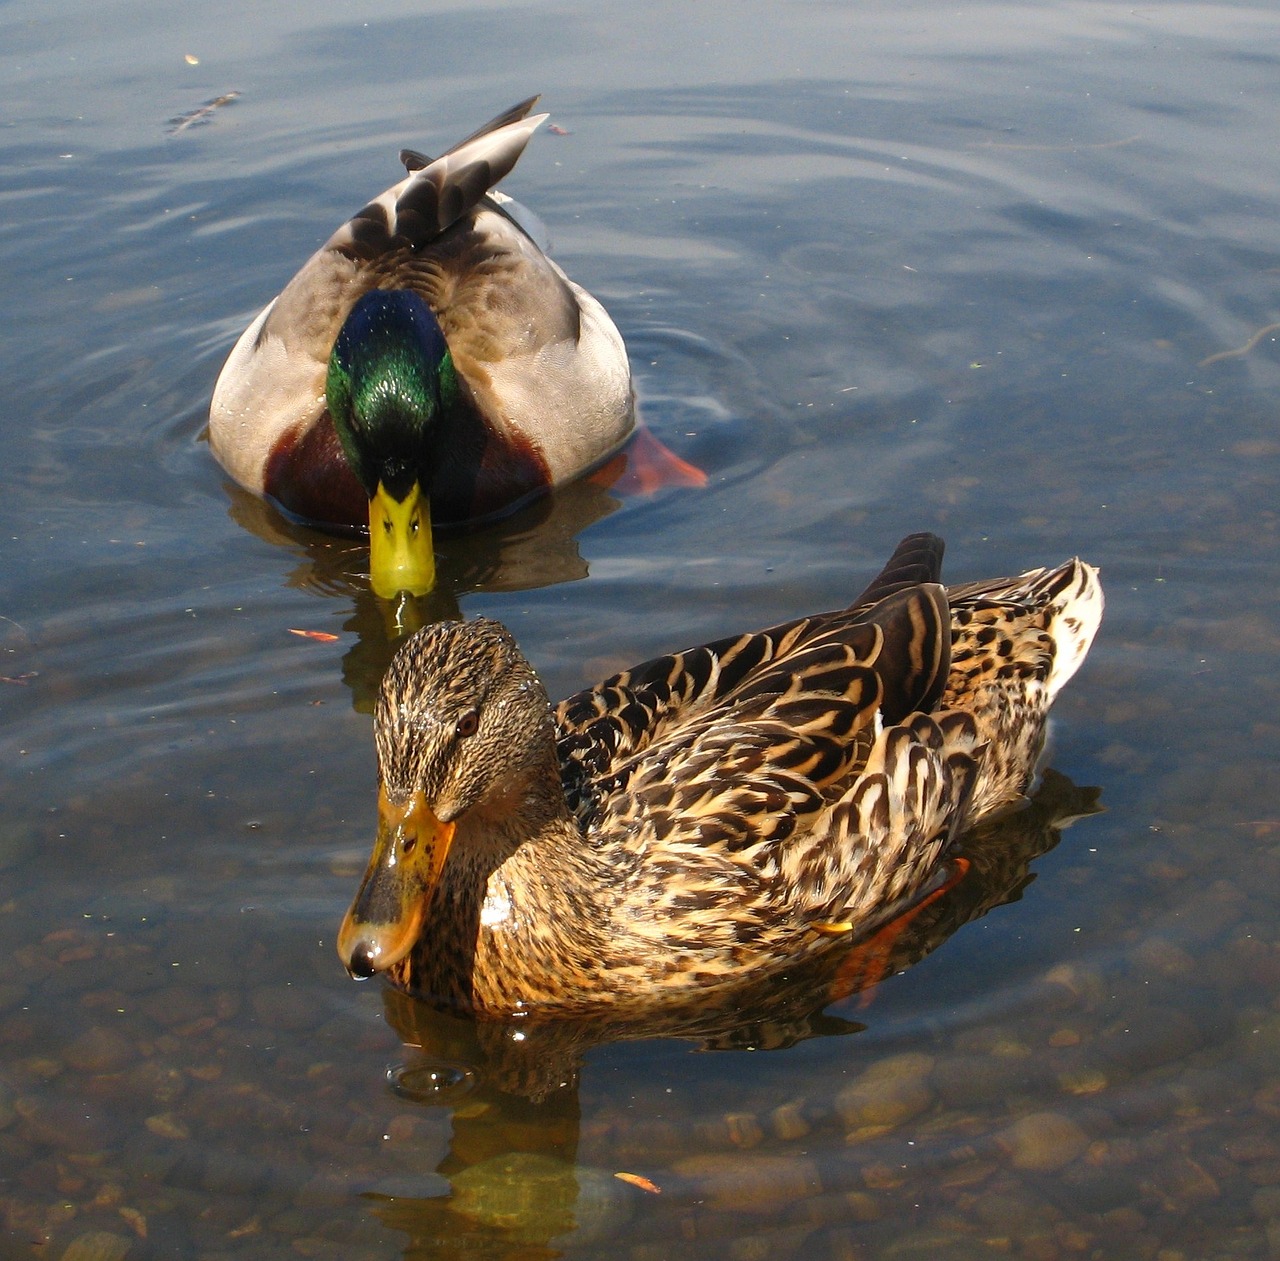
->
[[455, 710, 479, 739]]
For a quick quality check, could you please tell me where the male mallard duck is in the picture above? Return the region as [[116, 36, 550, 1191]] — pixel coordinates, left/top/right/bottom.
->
[[209, 97, 635, 598], [337, 533, 1103, 1016]]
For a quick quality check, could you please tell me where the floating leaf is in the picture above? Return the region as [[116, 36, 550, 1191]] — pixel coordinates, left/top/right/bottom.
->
[[614, 1171, 661, 1194]]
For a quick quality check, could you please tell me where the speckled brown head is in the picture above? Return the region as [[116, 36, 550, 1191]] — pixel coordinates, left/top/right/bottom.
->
[[337, 618, 556, 979]]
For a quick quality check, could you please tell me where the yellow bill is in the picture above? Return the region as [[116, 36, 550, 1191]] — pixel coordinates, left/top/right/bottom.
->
[[368, 480, 436, 599], [337, 787, 456, 978]]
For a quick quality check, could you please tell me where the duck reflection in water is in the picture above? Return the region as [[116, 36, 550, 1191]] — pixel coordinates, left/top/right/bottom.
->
[[221, 464, 632, 711], [361, 768, 1101, 1257]]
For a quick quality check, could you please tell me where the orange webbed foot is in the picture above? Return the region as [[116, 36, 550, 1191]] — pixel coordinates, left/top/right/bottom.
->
[[597, 426, 707, 496], [826, 858, 974, 1008]]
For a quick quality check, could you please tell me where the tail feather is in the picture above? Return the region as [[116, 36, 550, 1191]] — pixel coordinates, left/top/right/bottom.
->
[[850, 532, 946, 609], [942, 556, 1103, 819], [1039, 559, 1104, 702], [328, 101, 547, 259]]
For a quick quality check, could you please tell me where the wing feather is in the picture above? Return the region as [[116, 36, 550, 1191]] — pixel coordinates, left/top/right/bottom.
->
[[557, 586, 953, 865]]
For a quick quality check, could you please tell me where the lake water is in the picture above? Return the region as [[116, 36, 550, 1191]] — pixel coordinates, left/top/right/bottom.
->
[[4, 1, 1280, 1257]]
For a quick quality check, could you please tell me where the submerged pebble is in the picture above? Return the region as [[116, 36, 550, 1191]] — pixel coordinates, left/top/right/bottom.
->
[[59, 1230, 132, 1261], [1242, 1015, 1280, 1072], [997, 1111, 1089, 1173], [64, 1027, 134, 1075], [932, 1052, 1053, 1109], [144, 1112, 190, 1141], [835, 1052, 935, 1132], [1098, 1008, 1204, 1075], [770, 1101, 811, 1141], [672, 1150, 821, 1215], [1132, 936, 1196, 980], [1253, 1186, 1280, 1221], [724, 1111, 765, 1149], [449, 1152, 631, 1245]]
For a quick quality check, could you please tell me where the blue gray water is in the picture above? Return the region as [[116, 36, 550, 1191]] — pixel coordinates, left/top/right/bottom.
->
[[3, 1, 1280, 1257]]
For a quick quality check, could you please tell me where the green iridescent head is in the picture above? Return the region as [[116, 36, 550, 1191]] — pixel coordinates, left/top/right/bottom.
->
[[326, 290, 459, 598]]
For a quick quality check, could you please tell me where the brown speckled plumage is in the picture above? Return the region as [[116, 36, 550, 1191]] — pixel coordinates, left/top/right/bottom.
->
[[338, 533, 1103, 1017]]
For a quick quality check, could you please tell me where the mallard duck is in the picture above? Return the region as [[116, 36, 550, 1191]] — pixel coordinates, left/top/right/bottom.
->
[[209, 97, 635, 598], [337, 533, 1103, 1016]]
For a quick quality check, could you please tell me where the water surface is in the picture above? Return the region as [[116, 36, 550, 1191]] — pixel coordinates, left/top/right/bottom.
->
[[3, 1, 1280, 1257]]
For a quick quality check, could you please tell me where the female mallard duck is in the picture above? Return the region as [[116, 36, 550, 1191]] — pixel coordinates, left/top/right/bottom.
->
[[209, 97, 635, 598], [337, 533, 1103, 1016]]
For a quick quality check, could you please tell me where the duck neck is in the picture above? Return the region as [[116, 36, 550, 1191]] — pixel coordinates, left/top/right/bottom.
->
[[401, 753, 619, 1013], [459, 758, 576, 874]]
